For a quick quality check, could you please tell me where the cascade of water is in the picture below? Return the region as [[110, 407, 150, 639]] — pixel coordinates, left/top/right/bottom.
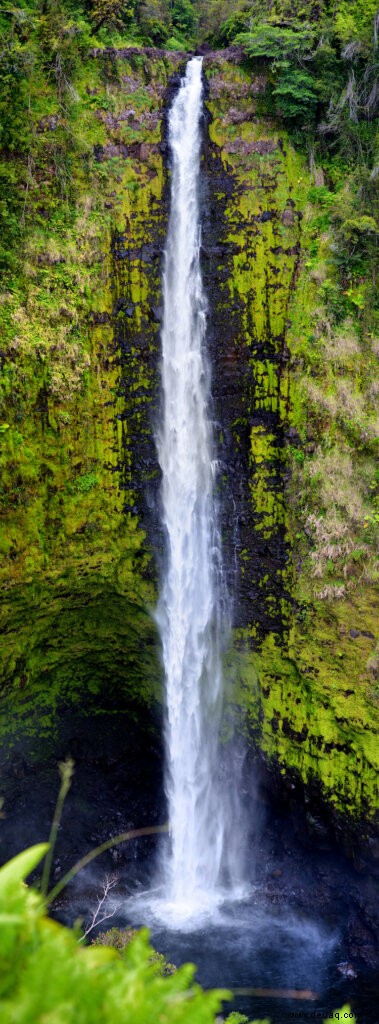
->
[[155, 56, 238, 921]]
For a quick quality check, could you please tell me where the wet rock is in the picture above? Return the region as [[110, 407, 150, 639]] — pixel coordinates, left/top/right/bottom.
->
[[282, 208, 295, 226], [337, 962, 358, 979], [36, 114, 59, 132], [203, 45, 245, 68], [150, 305, 162, 323], [90, 311, 111, 324], [225, 138, 277, 156], [306, 813, 332, 844], [121, 75, 143, 93], [225, 107, 255, 125], [37, 253, 65, 265], [367, 837, 379, 861]]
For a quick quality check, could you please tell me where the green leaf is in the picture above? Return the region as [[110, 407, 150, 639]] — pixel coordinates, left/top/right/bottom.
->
[[0, 844, 50, 889]]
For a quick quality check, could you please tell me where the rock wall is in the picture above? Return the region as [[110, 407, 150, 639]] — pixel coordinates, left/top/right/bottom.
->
[[202, 53, 378, 825], [0, 50, 180, 753], [0, 47, 377, 828]]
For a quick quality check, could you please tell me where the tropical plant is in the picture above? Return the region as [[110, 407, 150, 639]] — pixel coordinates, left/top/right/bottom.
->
[[0, 842, 287, 1024], [0, 844, 229, 1023]]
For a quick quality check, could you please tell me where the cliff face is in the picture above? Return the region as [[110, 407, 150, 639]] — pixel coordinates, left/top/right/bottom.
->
[[202, 53, 379, 823], [0, 48, 177, 750], [0, 49, 377, 825]]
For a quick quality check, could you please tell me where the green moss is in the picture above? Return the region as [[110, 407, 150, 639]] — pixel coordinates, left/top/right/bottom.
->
[[1, 45, 377, 819], [0, 49, 183, 747], [236, 590, 379, 816], [205, 56, 378, 820], [249, 427, 285, 538]]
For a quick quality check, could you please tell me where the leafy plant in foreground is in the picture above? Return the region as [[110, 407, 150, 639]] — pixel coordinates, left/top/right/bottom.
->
[[0, 843, 282, 1023], [0, 844, 228, 1023]]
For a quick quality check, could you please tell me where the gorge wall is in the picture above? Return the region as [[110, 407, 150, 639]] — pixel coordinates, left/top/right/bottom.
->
[[0, 47, 377, 834]]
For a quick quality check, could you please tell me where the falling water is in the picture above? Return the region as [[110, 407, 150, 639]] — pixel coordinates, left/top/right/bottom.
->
[[155, 56, 233, 921]]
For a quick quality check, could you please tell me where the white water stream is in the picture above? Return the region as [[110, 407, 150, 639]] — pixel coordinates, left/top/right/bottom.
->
[[154, 57, 242, 924]]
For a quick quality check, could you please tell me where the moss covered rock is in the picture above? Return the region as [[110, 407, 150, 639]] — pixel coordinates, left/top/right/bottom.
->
[[203, 53, 378, 821], [0, 49, 188, 748]]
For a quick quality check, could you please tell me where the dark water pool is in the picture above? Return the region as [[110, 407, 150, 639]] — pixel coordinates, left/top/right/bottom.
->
[[3, 724, 377, 1024], [66, 875, 379, 1024]]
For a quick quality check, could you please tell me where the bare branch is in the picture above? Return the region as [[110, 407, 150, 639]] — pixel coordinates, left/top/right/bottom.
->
[[78, 874, 121, 942]]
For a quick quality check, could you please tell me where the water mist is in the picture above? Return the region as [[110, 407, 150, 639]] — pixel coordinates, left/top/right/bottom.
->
[[155, 57, 245, 924]]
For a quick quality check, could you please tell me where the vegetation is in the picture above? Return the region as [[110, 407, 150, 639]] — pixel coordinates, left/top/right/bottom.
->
[[212, 0, 378, 664], [0, 843, 354, 1024], [0, 844, 228, 1023], [0, 36, 173, 747], [0, 0, 377, 777], [204, 26, 378, 815], [0, 0, 377, 1010]]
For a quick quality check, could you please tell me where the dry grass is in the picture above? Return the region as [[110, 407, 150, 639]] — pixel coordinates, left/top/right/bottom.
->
[[294, 439, 378, 599], [308, 448, 364, 522], [324, 322, 361, 365]]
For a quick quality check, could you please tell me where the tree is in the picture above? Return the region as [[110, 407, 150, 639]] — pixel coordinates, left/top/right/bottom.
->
[[89, 0, 137, 32], [172, 0, 195, 39], [273, 62, 317, 124]]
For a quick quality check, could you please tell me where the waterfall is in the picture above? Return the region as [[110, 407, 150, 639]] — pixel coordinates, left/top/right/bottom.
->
[[155, 56, 234, 921]]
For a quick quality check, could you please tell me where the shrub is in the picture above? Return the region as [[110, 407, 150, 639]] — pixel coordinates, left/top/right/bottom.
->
[[235, 23, 317, 129], [273, 63, 317, 124], [235, 23, 314, 62]]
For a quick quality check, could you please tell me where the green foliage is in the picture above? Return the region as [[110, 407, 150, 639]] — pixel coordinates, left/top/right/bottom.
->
[[273, 63, 317, 124], [236, 23, 314, 62], [224, 1015, 263, 1024], [232, 0, 379, 316], [172, 0, 196, 38], [166, 35, 190, 50], [235, 23, 317, 129], [74, 471, 100, 493], [307, 185, 335, 207], [0, 42, 35, 151], [0, 845, 353, 1024], [136, 0, 171, 43], [0, 845, 229, 1024], [218, 7, 250, 45], [333, 0, 379, 44], [89, 0, 138, 31], [93, 927, 177, 974]]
